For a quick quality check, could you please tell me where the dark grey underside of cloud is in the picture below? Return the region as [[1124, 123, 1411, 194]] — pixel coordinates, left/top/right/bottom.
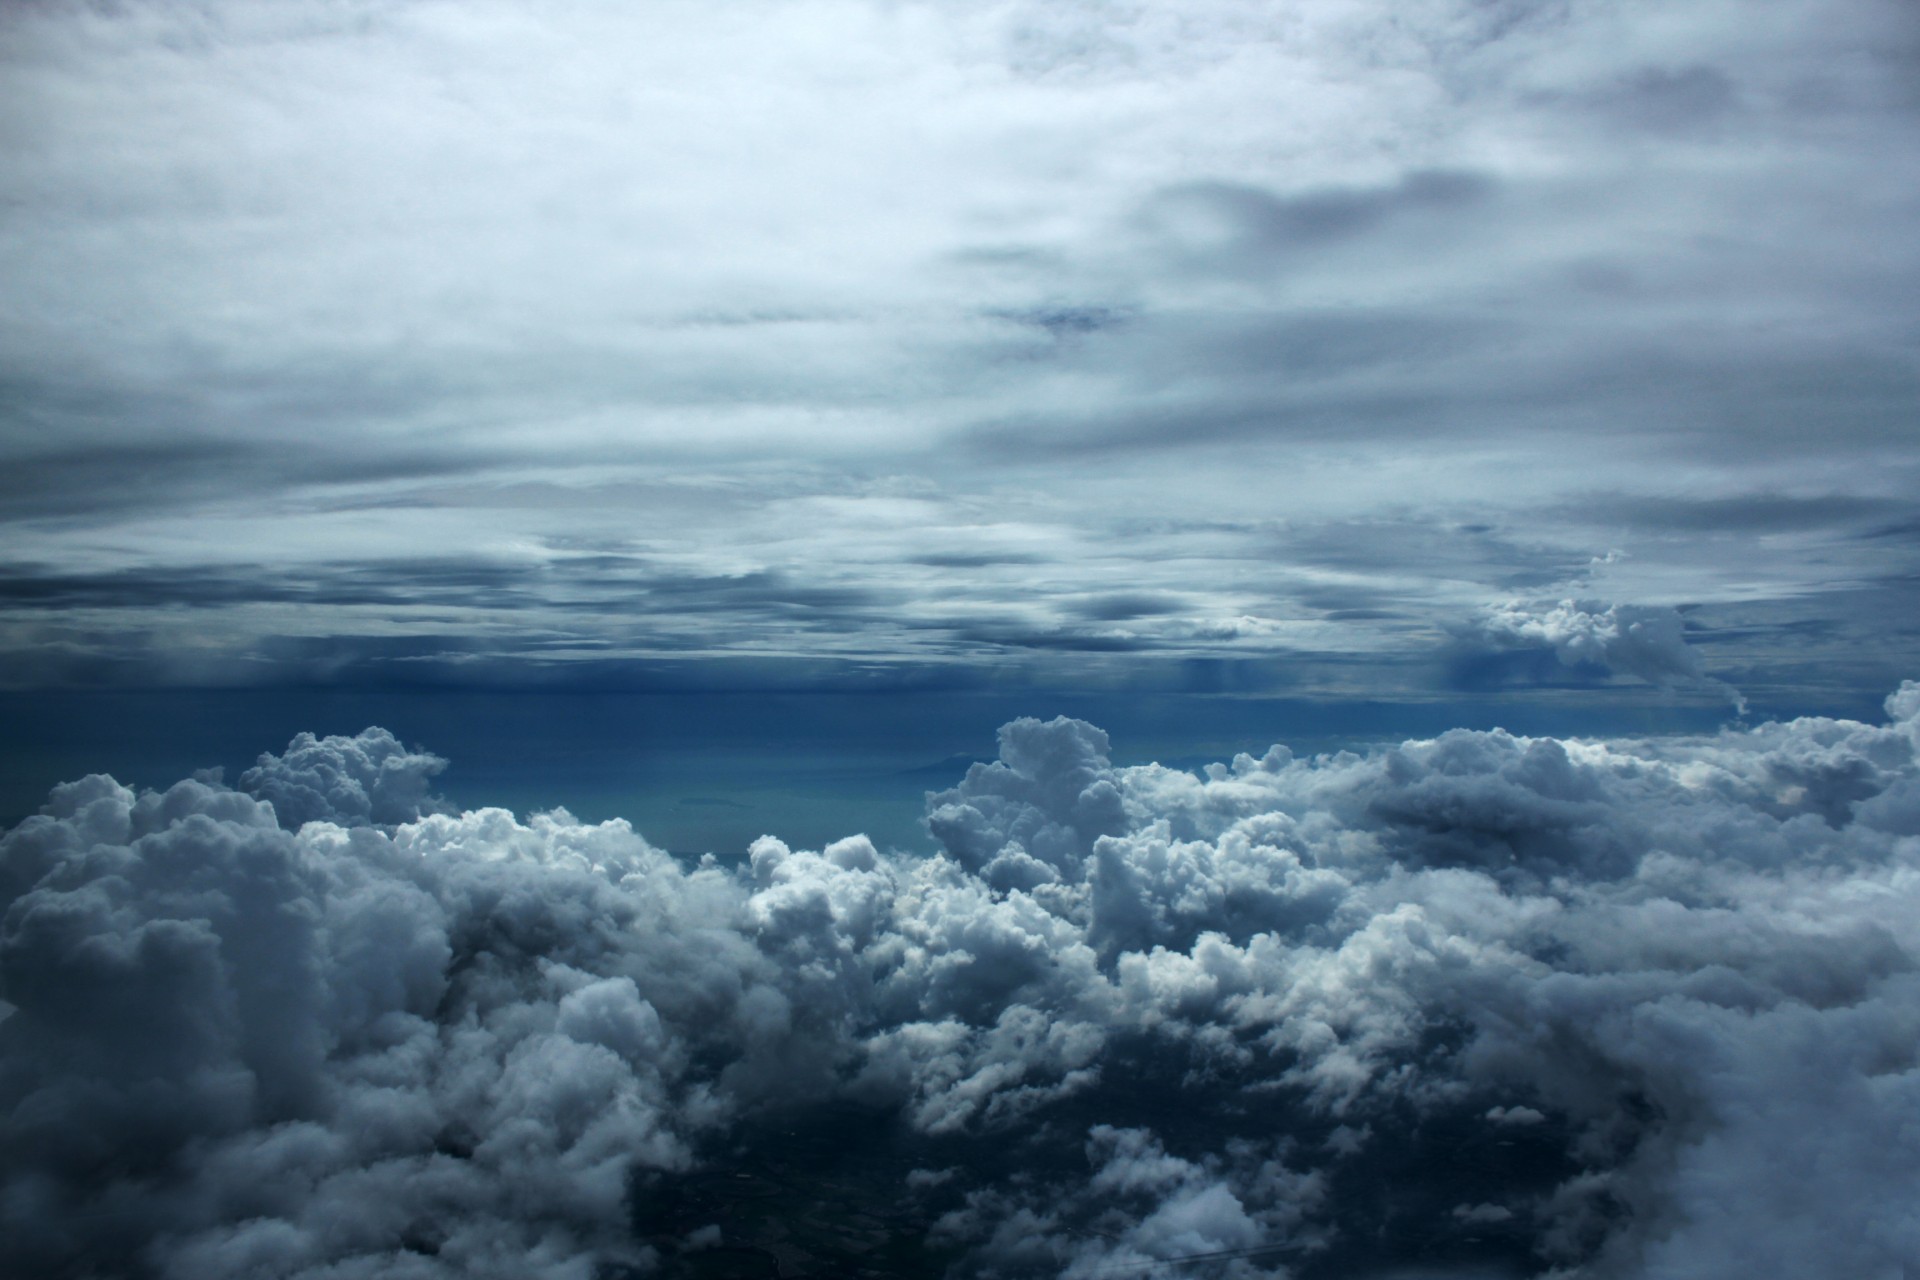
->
[[5, 694, 1920, 1278]]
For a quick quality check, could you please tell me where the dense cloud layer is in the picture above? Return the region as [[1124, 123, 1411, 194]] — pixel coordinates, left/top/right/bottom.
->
[[2, 0, 1917, 702], [5, 700, 1920, 1276]]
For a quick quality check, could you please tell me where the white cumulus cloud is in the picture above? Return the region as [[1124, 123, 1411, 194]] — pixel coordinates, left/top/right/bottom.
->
[[7, 689, 1920, 1274], [1480, 597, 1749, 712]]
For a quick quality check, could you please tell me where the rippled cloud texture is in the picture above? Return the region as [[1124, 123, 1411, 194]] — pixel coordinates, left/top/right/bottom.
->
[[6, 692, 1920, 1277]]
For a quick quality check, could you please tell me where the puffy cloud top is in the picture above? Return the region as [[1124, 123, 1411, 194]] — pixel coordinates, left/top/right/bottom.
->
[[5, 688, 1920, 1276], [1480, 598, 1748, 712], [239, 727, 452, 829]]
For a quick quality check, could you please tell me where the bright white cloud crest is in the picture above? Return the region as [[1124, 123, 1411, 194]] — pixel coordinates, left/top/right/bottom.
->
[[6, 690, 1920, 1276]]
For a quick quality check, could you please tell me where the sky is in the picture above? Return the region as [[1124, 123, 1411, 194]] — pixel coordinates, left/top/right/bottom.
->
[[1, 0, 1916, 713], [5, 3, 1920, 1279]]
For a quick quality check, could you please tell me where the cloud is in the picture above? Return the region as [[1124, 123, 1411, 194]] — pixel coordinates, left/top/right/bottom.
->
[[1477, 598, 1748, 712], [1135, 170, 1497, 271], [6, 688, 1920, 1274], [239, 727, 454, 829], [0, 0, 1915, 706]]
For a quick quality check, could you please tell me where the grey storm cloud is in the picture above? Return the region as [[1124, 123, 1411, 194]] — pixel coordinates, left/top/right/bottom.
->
[[8, 692, 1920, 1276]]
